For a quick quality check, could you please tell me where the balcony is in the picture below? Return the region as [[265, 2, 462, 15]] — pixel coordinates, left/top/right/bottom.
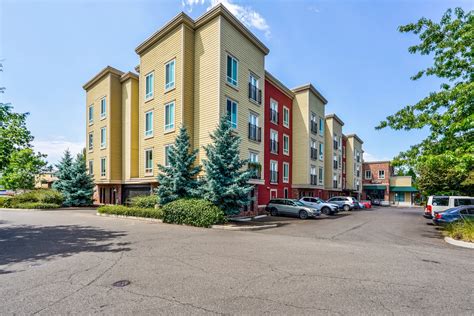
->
[[248, 83, 262, 104], [310, 148, 318, 160], [333, 161, 338, 170], [270, 109, 278, 124], [311, 121, 318, 134], [248, 162, 262, 179], [248, 123, 262, 142], [270, 140, 279, 154], [270, 170, 279, 183], [333, 140, 338, 150], [333, 181, 338, 189], [310, 175, 318, 185]]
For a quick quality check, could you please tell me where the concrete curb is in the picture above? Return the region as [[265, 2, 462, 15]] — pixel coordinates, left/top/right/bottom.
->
[[444, 237, 474, 249], [97, 213, 163, 223], [229, 214, 268, 222], [211, 223, 277, 231]]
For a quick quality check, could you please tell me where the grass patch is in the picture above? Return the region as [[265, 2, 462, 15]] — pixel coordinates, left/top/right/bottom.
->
[[162, 198, 225, 228], [97, 205, 163, 219], [442, 219, 474, 243]]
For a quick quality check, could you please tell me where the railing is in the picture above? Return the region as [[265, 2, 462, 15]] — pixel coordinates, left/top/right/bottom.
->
[[310, 175, 318, 185], [333, 140, 338, 150], [310, 148, 318, 160], [333, 160, 338, 170], [248, 123, 262, 142], [248, 83, 262, 104], [333, 181, 338, 189], [311, 121, 318, 134], [270, 171, 279, 183], [248, 162, 262, 179], [270, 140, 279, 154], [270, 109, 278, 124]]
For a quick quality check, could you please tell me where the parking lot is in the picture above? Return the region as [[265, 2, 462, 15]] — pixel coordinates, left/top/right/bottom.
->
[[1, 206, 473, 315]]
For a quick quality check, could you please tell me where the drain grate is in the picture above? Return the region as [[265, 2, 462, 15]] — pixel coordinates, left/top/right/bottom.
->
[[112, 280, 131, 287]]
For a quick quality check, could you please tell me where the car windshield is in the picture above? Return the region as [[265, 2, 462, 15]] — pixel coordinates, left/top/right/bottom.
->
[[293, 201, 305, 206]]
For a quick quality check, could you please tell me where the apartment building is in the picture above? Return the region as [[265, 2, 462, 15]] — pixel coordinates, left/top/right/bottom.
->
[[257, 72, 294, 206], [324, 114, 344, 198], [345, 134, 364, 199]]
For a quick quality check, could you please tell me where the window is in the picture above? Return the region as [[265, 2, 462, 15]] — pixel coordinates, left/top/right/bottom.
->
[[248, 112, 260, 141], [283, 134, 289, 155], [88, 132, 93, 151], [165, 60, 175, 90], [270, 99, 278, 123], [283, 162, 289, 183], [249, 74, 260, 103], [145, 72, 154, 99], [249, 151, 259, 163], [356, 151, 361, 163], [310, 112, 317, 133], [338, 155, 342, 170], [88, 160, 93, 175], [270, 160, 278, 183], [145, 149, 153, 175], [365, 170, 372, 179], [310, 165, 317, 185], [432, 197, 449, 206], [333, 136, 338, 150], [145, 111, 153, 137], [226, 98, 238, 129], [249, 152, 260, 179], [164, 145, 172, 167], [284, 187, 289, 199], [100, 127, 106, 148], [100, 157, 106, 177], [165, 102, 175, 131], [319, 117, 324, 135], [270, 130, 278, 153], [100, 97, 106, 119], [394, 193, 405, 202], [283, 106, 289, 127], [333, 174, 338, 189], [356, 165, 360, 177], [454, 198, 474, 206], [88, 105, 93, 124], [333, 155, 338, 169], [378, 170, 385, 179], [319, 143, 324, 160], [310, 139, 318, 160], [226, 54, 238, 86]]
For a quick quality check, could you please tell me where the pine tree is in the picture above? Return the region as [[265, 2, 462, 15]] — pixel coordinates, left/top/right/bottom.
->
[[53, 149, 74, 201], [67, 153, 95, 206], [201, 115, 254, 216], [156, 126, 201, 205]]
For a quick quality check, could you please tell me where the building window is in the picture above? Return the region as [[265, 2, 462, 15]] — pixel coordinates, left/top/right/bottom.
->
[[248, 73, 261, 103], [379, 170, 385, 179], [226, 54, 238, 86], [100, 157, 106, 177], [356, 151, 361, 163], [164, 145, 172, 167], [318, 167, 323, 185], [226, 98, 238, 129], [333, 174, 338, 189], [310, 165, 317, 185], [248, 112, 261, 142], [283, 134, 289, 155], [165, 102, 175, 132], [333, 136, 338, 150], [88, 132, 93, 151], [356, 179, 360, 191], [100, 97, 106, 119], [284, 187, 289, 199], [249, 151, 258, 163], [319, 117, 324, 135], [310, 139, 318, 160], [283, 106, 289, 128], [283, 162, 289, 183], [88, 105, 93, 124], [270, 160, 278, 183], [365, 170, 372, 179], [338, 155, 342, 170], [356, 165, 360, 177], [145, 149, 153, 175], [145, 72, 154, 99], [100, 127, 106, 148], [145, 110, 153, 137], [333, 155, 338, 169], [319, 142, 324, 160], [165, 59, 175, 90], [270, 130, 278, 154], [270, 99, 278, 124], [88, 160, 93, 175]]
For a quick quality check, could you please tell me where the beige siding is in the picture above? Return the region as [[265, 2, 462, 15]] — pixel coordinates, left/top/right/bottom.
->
[[182, 25, 195, 144], [324, 118, 343, 190], [308, 92, 325, 188], [345, 136, 363, 192], [121, 77, 139, 180], [390, 176, 412, 187], [292, 91, 309, 185], [110, 76, 123, 181]]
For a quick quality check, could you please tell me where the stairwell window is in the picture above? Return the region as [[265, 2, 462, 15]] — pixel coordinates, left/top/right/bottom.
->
[[310, 165, 317, 185], [318, 167, 323, 185], [165, 60, 175, 90], [226, 54, 238, 86], [283, 134, 289, 155], [145, 149, 153, 175], [270, 160, 278, 183], [283, 162, 289, 183], [249, 73, 261, 103], [88, 105, 93, 125], [226, 98, 238, 129], [88, 160, 93, 175], [319, 143, 324, 160], [145, 110, 153, 137], [270, 99, 278, 124], [145, 72, 154, 100], [100, 157, 106, 177], [319, 117, 324, 135], [100, 97, 106, 119], [88, 132, 93, 151], [283, 106, 289, 128], [100, 127, 106, 149], [164, 145, 172, 167], [164, 102, 175, 132]]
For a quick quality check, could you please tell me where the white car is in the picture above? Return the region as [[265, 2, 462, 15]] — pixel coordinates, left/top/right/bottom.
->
[[424, 195, 474, 218], [299, 197, 339, 215]]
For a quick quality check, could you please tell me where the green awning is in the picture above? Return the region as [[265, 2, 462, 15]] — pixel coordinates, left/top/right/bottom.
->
[[390, 186, 418, 192], [363, 185, 387, 190]]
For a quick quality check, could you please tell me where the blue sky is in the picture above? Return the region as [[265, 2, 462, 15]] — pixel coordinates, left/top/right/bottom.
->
[[1, 0, 472, 164]]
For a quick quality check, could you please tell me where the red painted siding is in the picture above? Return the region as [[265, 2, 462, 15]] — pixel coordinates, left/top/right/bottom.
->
[[258, 78, 293, 206]]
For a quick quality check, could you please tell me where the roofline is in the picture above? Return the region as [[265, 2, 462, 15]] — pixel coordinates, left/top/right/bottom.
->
[[363, 160, 391, 164], [265, 71, 294, 100], [345, 133, 364, 144], [83, 66, 124, 90], [135, 4, 269, 56], [325, 113, 344, 126], [291, 83, 328, 104], [120, 72, 139, 83]]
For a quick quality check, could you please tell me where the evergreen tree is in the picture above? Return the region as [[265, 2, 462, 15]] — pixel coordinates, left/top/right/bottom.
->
[[67, 152, 95, 206], [157, 126, 201, 205], [201, 115, 254, 216], [53, 149, 74, 199]]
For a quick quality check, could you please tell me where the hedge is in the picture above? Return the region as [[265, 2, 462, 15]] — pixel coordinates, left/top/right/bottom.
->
[[1, 190, 64, 208], [162, 198, 225, 228], [15, 202, 61, 209], [97, 205, 163, 219], [129, 195, 158, 209]]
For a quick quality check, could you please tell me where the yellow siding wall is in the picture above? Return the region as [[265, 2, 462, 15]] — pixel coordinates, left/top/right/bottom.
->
[[390, 176, 412, 187], [292, 91, 309, 185], [345, 137, 363, 191], [183, 25, 195, 144], [121, 77, 139, 180], [110, 76, 123, 181], [324, 118, 343, 190], [308, 91, 325, 188]]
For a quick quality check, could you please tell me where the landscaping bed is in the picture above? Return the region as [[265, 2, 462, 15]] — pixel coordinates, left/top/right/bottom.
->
[[442, 220, 474, 243], [0, 189, 64, 209]]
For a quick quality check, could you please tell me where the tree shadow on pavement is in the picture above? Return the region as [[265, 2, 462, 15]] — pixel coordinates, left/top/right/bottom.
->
[[0, 224, 131, 273]]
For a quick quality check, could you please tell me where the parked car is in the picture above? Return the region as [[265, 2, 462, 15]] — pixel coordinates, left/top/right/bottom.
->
[[326, 196, 360, 212], [360, 200, 372, 209], [432, 206, 474, 225], [424, 196, 474, 219], [299, 197, 339, 215], [266, 199, 321, 219]]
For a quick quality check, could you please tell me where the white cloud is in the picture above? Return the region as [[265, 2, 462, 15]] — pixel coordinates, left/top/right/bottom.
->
[[363, 152, 391, 162], [182, 0, 271, 38], [32, 137, 84, 165], [307, 5, 320, 13]]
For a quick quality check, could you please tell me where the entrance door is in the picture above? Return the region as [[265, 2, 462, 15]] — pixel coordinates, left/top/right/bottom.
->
[[270, 189, 277, 199]]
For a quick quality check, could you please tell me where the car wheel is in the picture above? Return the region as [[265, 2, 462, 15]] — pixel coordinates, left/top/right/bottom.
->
[[299, 210, 308, 220], [270, 208, 278, 216], [343, 204, 350, 212], [321, 207, 330, 215]]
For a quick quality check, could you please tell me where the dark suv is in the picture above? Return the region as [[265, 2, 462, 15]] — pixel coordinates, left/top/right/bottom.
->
[[326, 196, 360, 212]]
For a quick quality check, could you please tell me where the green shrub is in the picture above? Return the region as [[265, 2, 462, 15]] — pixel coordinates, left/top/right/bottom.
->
[[15, 202, 60, 209], [443, 219, 474, 242], [162, 198, 225, 228], [129, 195, 158, 209], [8, 189, 64, 207], [0, 197, 12, 208], [98, 205, 163, 219]]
